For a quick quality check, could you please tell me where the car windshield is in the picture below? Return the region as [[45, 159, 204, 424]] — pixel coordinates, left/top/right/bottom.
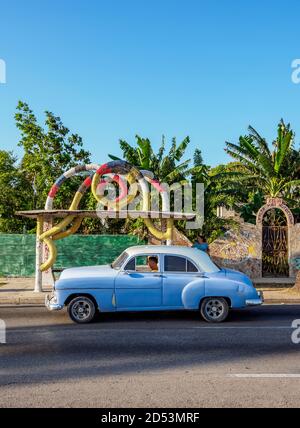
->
[[111, 251, 129, 270]]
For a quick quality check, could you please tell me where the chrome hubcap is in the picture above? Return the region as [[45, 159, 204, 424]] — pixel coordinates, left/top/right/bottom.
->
[[205, 299, 224, 319], [72, 300, 92, 320]]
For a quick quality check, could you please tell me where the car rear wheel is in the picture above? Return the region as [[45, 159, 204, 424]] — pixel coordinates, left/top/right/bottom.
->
[[68, 296, 96, 324], [200, 297, 229, 323]]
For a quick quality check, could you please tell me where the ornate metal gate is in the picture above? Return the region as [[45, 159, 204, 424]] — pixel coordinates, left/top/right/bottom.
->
[[262, 226, 289, 277]]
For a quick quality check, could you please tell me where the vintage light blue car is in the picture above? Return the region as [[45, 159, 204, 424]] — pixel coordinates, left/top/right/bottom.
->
[[45, 245, 263, 324]]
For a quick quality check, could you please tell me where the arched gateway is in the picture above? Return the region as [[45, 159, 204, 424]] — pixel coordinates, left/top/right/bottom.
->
[[256, 198, 294, 278]]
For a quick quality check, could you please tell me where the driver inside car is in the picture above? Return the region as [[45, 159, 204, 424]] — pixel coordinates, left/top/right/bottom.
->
[[147, 256, 159, 272]]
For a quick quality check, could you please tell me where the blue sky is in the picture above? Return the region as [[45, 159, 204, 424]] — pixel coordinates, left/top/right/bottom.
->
[[0, 0, 300, 167]]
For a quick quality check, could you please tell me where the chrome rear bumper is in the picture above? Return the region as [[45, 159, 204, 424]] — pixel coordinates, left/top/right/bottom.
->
[[45, 293, 63, 311], [246, 291, 264, 306]]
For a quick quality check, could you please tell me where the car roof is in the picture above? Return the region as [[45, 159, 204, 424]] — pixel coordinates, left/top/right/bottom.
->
[[126, 245, 203, 258], [123, 245, 220, 273]]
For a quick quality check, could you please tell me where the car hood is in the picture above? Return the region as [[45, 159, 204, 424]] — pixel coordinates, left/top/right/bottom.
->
[[59, 265, 118, 280]]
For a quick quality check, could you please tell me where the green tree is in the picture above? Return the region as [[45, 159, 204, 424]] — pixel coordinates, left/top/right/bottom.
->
[[111, 137, 239, 242], [109, 135, 196, 184], [15, 101, 91, 210], [109, 135, 200, 239], [185, 161, 240, 243], [225, 120, 300, 202], [238, 190, 264, 224], [0, 150, 33, 232], [193, 148, 203, 167]]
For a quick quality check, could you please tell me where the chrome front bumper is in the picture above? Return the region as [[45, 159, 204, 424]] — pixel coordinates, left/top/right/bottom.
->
[[45, 293, 63, 311], [246, 291, 264, 306]]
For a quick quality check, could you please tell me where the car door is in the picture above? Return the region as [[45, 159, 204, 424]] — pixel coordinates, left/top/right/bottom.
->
[[115, 254, 163, 310], [162, 255, 203, 308]]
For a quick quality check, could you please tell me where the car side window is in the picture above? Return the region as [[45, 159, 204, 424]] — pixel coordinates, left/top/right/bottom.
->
[[187, 259, 198, 272], [164, 256, 186, 272], [164, 256, 199, 273], [124, 255, 160, 272]]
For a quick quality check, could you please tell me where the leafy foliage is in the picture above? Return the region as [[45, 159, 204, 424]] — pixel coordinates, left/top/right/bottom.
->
[[225, 120, 300, 200], [0, 102, 92, 233], [0, 151, 33, 232], [15, 101, 91, 210], [1, 107, 300, 244], [109, 135, 196, 185], [109, 135, 204, 239]]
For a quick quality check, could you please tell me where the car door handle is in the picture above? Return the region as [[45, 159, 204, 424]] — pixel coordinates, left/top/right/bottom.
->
[[153, 274, 163, 277]]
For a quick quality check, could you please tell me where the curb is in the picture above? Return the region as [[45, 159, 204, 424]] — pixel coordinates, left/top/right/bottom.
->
[[263, 300, 300, 305], [0, 299, 45, 305], [0, 297, 46, 306], [0, 304, 45, 308]]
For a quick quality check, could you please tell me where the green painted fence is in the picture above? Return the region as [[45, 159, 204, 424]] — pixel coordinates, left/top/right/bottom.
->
[[0, 234, 145, 277]]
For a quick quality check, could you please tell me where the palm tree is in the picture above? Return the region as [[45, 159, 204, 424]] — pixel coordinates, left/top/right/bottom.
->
[[225, 120, 300, 202], [109, 136, 208, 240], [185, 161, 242, 242], [111, 136, 247, 241], [109, 135, 200, 185]]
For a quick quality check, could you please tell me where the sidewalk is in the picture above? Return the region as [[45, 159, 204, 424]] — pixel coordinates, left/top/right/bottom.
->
[[0, 278, 51, 306], [0, 277, 300, 306], [258, 287, 300, 304]]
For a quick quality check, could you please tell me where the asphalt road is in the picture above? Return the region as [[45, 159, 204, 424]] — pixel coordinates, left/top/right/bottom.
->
[[0, 305, 300, 408]]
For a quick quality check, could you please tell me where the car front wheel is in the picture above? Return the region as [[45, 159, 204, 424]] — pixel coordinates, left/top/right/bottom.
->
[[200, 297, 229, 323], [68, 296, 96, 324]]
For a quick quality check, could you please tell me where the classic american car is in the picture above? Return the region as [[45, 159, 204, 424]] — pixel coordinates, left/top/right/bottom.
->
[[45, 245, 263, 324]]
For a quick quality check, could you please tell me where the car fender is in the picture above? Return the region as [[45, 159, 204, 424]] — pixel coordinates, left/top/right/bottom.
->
[[181, 279, 206, 309], [182, 277, 243, 309]]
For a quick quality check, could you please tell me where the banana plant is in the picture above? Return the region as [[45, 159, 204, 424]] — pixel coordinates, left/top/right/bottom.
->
[[225, 120, 300, 200], [109, 135, 199, 185]]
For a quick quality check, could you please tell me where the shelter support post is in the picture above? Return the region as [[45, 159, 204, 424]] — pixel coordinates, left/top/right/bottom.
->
[[42, 216, 55, 288], [34, 215, 43, 293]]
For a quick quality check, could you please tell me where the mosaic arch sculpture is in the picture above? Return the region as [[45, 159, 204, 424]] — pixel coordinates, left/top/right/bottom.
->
[[38, 160, 174, 273]]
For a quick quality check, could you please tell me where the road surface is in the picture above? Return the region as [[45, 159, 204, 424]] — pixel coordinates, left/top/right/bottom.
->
[[0, 305, 300, 407]]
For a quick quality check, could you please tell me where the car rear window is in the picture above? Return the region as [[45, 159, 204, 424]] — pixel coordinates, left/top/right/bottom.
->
[[187, 259, 198, 272], [164, 256, 198, 272]]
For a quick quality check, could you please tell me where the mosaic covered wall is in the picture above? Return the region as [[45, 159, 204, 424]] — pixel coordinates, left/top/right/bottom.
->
[[210, 198, 300, 279], [210, 221, 262, 278], [290, 223, 300, 277]]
